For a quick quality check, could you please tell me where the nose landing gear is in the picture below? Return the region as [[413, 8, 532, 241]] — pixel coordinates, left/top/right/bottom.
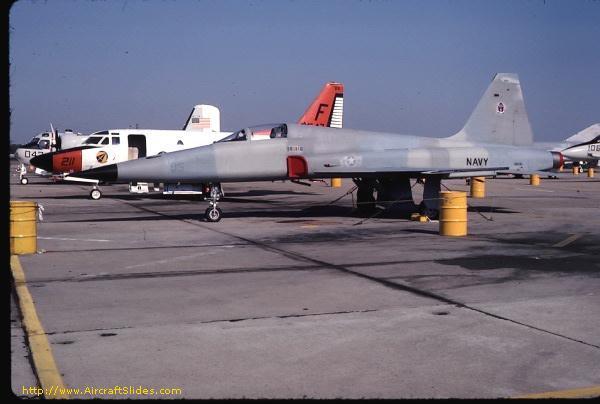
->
[[204, 184, 223, 222], [18, 164, 29, 185]]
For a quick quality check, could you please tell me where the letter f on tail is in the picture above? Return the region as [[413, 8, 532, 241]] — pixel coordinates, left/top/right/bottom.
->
[[298, 82, 344, 128]]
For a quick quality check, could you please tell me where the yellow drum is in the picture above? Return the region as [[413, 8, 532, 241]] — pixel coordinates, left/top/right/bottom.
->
[[470, 177, 485, 198], [331, 178, 342, 188], [530, 174, 540, 186], [572, 166, 580, 175], [439, 191, 467, 237], [10, 201, 37, 255], [588, 167, 595, 178]]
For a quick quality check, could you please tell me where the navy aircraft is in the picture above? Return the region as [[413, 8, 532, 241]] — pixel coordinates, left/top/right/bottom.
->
[[73, 73, 563, 222]]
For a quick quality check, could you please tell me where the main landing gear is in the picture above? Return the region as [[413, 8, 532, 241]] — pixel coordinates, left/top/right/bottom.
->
[[204, 183, 223, 222]]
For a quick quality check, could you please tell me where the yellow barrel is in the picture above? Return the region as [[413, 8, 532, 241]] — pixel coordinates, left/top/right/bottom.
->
[[10, 201, 38, 255], [530, 174, 540, 186], [572, 166, 580, 175], [439, 191, 467, 237], [470, 177, 485, 198], [331, 178, 342, 188], [588, 167, 595, 178]]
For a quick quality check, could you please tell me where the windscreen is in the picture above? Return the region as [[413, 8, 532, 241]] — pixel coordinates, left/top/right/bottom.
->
[[217, 124, 287, 142], [217, 129, 247, 142], [84, 136, 104, 145]]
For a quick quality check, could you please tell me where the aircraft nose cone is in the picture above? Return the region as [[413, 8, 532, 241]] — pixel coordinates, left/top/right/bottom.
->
[[75, 164, 118, 182], [30, 153, 53, 172]]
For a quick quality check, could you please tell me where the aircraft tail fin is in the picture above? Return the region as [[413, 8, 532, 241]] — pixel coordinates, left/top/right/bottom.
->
[[449, 73, 534, 146], [182, 104, 221, 132], [298, 82, 344, 128]]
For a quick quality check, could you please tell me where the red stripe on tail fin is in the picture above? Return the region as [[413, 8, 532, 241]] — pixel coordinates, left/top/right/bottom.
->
[[298, 82, 344, 128]]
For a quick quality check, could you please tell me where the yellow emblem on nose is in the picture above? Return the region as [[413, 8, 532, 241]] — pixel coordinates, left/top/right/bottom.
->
[[96, 151, 108, 163]]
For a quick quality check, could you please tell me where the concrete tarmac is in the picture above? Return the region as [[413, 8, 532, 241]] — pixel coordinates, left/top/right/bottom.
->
[[9, 161, 600, 398]]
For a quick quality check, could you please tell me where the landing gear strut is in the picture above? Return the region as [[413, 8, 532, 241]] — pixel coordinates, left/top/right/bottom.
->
[[19, 164, 28, 185], [352, 178, 377, 215], [418, 175, 441, 220], [204, 183, 223, 222]]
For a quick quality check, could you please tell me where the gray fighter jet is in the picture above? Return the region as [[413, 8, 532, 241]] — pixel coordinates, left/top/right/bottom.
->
[[74, 73, 563, 222]]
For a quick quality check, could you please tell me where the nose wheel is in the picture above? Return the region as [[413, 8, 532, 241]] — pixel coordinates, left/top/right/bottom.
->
[[205, 206, 222, 222], [204, 184, 223, 222], [90, 186, 102, 200]]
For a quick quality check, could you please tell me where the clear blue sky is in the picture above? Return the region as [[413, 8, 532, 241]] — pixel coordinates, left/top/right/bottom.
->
[[9, 0, 600, 144]]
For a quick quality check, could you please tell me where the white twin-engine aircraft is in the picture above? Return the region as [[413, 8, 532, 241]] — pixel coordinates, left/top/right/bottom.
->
[[27, 105, 224, 197], [16, 105, 219, 186]]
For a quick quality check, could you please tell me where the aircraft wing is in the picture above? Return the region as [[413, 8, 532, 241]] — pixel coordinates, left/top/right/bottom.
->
[[309, 149, 512, 178], [495, 169, 574, 179], [313, 167, 510, 178]]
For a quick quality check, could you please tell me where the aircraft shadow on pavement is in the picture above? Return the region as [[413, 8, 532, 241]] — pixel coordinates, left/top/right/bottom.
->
[[58, 214, 205, 223], [466, 206, 520, 214], [56, 205, 360, 223], [400, 228, 440, 235], [436, 254, 599, 275], [52, 202, 523, 223], [223, 189, 319, 197]]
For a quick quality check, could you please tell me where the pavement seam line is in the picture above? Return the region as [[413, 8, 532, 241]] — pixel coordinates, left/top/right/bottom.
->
[[552, 233, 582, 248], [11, 255, 69, 399], [124, 202, 600, 350], [514, 385, 600, 399]]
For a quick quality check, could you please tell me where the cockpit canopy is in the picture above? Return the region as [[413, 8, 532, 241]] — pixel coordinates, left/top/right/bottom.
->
[[83, 130, 120, 146], [22, 132, 51, 149], [217, 124, 287, 143], [84, 136, 109, 145]]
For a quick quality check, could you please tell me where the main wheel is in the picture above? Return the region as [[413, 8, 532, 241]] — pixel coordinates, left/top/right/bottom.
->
[[90, 189, 102, 200], [355, 186, 376, 215], [20, 177, 29, 185], [419, 202, 439, 220], [205, 207, 222, 222]]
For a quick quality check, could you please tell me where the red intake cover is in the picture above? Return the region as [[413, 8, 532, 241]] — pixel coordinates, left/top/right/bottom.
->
[[287, 156, 308, 178]]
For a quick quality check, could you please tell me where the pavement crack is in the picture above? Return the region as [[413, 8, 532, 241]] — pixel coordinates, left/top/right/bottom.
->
[[45, 326, 133, 336], [41, 242, 249, 254], [27, 264, 326, 284], [198, 309, 379, 325]]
